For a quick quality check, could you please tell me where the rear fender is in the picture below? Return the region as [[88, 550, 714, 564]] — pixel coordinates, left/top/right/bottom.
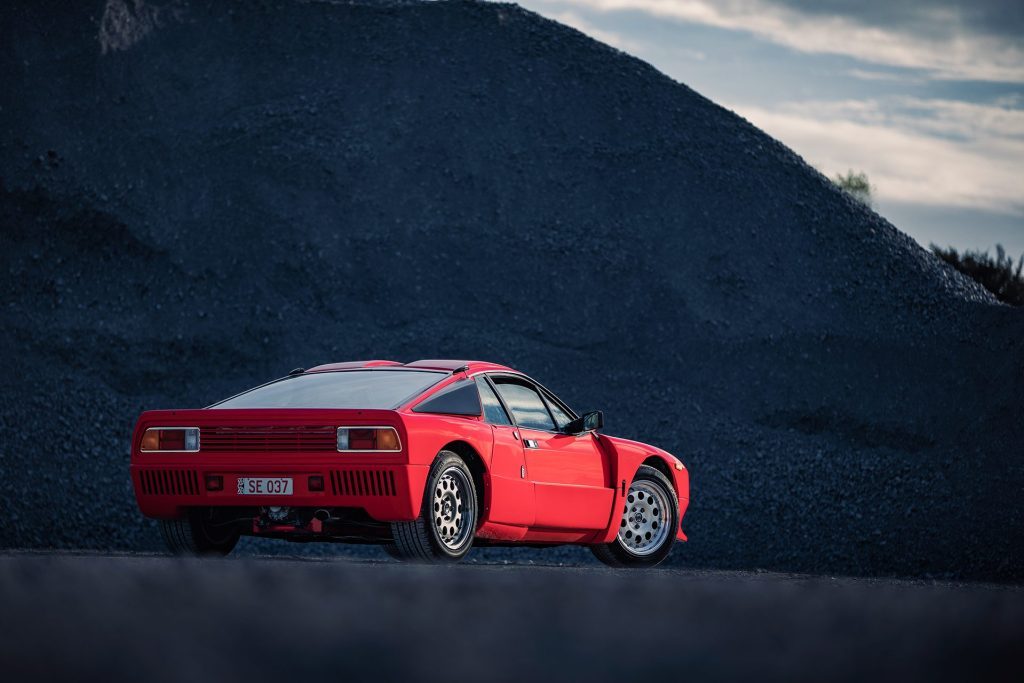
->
[[398, 412, 495, 519]]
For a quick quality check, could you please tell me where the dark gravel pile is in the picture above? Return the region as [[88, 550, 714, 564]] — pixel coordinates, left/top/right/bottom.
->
[[1, 0, 1021, 579]]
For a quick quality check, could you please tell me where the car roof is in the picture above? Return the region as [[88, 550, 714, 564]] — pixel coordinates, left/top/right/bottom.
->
[[305, 359, 516, 375]]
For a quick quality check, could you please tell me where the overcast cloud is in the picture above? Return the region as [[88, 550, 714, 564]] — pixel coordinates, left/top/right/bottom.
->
[[735, 98, 1024, 213], [516, 0, 1024, 253], [530, 0, 1024, 81], [766, 0, 1024, 41]]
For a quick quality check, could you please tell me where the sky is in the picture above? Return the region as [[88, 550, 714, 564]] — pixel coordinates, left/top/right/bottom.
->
[[515, 0, 1024, 256]]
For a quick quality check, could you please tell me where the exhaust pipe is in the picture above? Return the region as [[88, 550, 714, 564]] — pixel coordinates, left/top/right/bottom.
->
[[313, 509, 331, 522]]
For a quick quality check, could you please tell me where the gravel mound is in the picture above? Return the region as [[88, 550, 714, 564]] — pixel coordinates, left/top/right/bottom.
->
[[1, 0, 1021, 579]]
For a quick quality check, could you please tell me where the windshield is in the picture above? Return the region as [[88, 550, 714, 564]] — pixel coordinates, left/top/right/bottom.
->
[[210, 370, 444, 409]]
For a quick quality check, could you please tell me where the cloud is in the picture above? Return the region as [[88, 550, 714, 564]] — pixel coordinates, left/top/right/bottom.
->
[[527, 0, 1024, 82], [768, 0, 1024, 41], [845, 69, 923, 84], [729, 98, 1024, 214]]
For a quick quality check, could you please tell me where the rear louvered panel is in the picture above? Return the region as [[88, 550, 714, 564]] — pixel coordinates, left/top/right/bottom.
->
[[139, 469, 199, 496], [329, 469, 396, 497], [201, 426, 337, 452]]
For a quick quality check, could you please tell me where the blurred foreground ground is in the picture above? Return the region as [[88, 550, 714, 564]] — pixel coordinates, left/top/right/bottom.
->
[[0, 551, 1021, 682]]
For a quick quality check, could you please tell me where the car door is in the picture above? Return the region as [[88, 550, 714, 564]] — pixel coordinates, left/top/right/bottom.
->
[[490, 375, 613, 530], [475, 377, 534, 527]]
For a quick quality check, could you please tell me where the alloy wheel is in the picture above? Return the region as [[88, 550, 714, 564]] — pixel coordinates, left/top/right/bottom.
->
[[617, 480, 671, 556], [433, 466, 474, 550]]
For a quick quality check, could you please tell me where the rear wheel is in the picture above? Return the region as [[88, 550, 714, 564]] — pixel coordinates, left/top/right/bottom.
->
[[591, 465, 678, 568], [389, 450, 477, 563], [159, 510, 240, 556]]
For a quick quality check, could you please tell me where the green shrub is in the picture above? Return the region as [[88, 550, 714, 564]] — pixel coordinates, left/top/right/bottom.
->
[[930, 244, 1024, 306], [833, 170, 872, 207]]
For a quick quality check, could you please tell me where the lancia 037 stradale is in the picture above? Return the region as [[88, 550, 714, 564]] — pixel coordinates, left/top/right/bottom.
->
[[130, 360, 689, 567]]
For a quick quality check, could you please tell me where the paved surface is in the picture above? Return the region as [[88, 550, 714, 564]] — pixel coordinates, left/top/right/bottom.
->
[[0, 551, 1021, 682]]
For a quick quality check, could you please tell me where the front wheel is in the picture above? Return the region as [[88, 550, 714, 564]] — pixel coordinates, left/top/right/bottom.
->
[[591, 465, 678, 568], [159, 510, 240, 557], [389, 451, 478, 563]]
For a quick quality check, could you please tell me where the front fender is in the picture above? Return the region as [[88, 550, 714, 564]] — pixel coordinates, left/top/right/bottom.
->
[[595, 435, 689, 544]]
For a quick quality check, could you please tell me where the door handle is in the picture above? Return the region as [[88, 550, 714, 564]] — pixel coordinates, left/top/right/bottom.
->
[[523, 439, 539, 449]]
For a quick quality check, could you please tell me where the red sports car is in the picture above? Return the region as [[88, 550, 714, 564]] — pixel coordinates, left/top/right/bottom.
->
[[130, 360, 689, 567]]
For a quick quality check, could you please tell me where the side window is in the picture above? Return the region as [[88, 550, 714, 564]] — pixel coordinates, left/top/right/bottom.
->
[[543, 393, 573, 430], [493, 380, 556, 431], [412, 380, 482, 416], [476, 378, 512, 426]]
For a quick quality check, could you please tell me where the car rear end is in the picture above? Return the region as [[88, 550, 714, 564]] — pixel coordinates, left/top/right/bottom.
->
[[130, 408, 429, 539]]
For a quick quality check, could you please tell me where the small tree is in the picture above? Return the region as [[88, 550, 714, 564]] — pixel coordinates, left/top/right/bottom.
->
[[930, 244, 1024, 306], [833, 170, 872, 207]]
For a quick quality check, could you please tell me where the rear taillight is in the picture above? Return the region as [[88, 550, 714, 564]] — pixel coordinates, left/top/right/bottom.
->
[[141, 427, 200, 452], [336, 427, 401, 452]]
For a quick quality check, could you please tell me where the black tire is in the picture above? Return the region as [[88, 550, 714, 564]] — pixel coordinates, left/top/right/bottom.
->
[[389, 450, 478, 563], [159, 509, 240, 557], [591, 465, 678, 568]]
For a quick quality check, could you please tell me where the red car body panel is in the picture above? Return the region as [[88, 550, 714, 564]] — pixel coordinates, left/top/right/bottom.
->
[[129, 360, 689, 547]]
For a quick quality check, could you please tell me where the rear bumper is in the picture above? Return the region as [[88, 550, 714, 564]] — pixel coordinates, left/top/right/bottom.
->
[[131, 460, 429, 522]]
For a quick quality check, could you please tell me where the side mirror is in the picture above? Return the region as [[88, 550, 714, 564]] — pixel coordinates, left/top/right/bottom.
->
[[565, 410, 604, 435]]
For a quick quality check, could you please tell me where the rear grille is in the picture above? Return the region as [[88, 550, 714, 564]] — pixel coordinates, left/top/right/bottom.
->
[[139, 469, 200, 496], [200, 426, 337, 452], [330, 469, 396, 497]]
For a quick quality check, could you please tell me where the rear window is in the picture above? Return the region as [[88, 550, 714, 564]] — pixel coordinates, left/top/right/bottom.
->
[[210, 370, 444, 409]]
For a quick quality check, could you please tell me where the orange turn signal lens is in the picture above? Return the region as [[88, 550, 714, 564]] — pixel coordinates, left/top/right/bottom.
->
[[141, 427, 200, 452], [141, 430, 160, 451], [376, 429, 400, 451], [336, 427, 401, 452]]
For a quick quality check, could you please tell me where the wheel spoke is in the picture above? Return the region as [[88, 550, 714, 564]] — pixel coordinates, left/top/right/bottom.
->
[[616, 479, 671, 557], [432, 467, 474, 551]]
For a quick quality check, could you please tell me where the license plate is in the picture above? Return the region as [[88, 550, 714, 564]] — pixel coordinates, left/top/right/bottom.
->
[[236, 477, 293, 495]]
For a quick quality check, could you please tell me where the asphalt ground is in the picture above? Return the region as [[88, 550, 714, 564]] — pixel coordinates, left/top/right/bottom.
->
[[0, 551, 1021, 682]]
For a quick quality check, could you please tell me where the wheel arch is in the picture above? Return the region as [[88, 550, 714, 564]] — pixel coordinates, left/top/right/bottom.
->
[[641, 454, 688, 543], [439, 440, 487, 520], [641, 455, 674, 484]]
